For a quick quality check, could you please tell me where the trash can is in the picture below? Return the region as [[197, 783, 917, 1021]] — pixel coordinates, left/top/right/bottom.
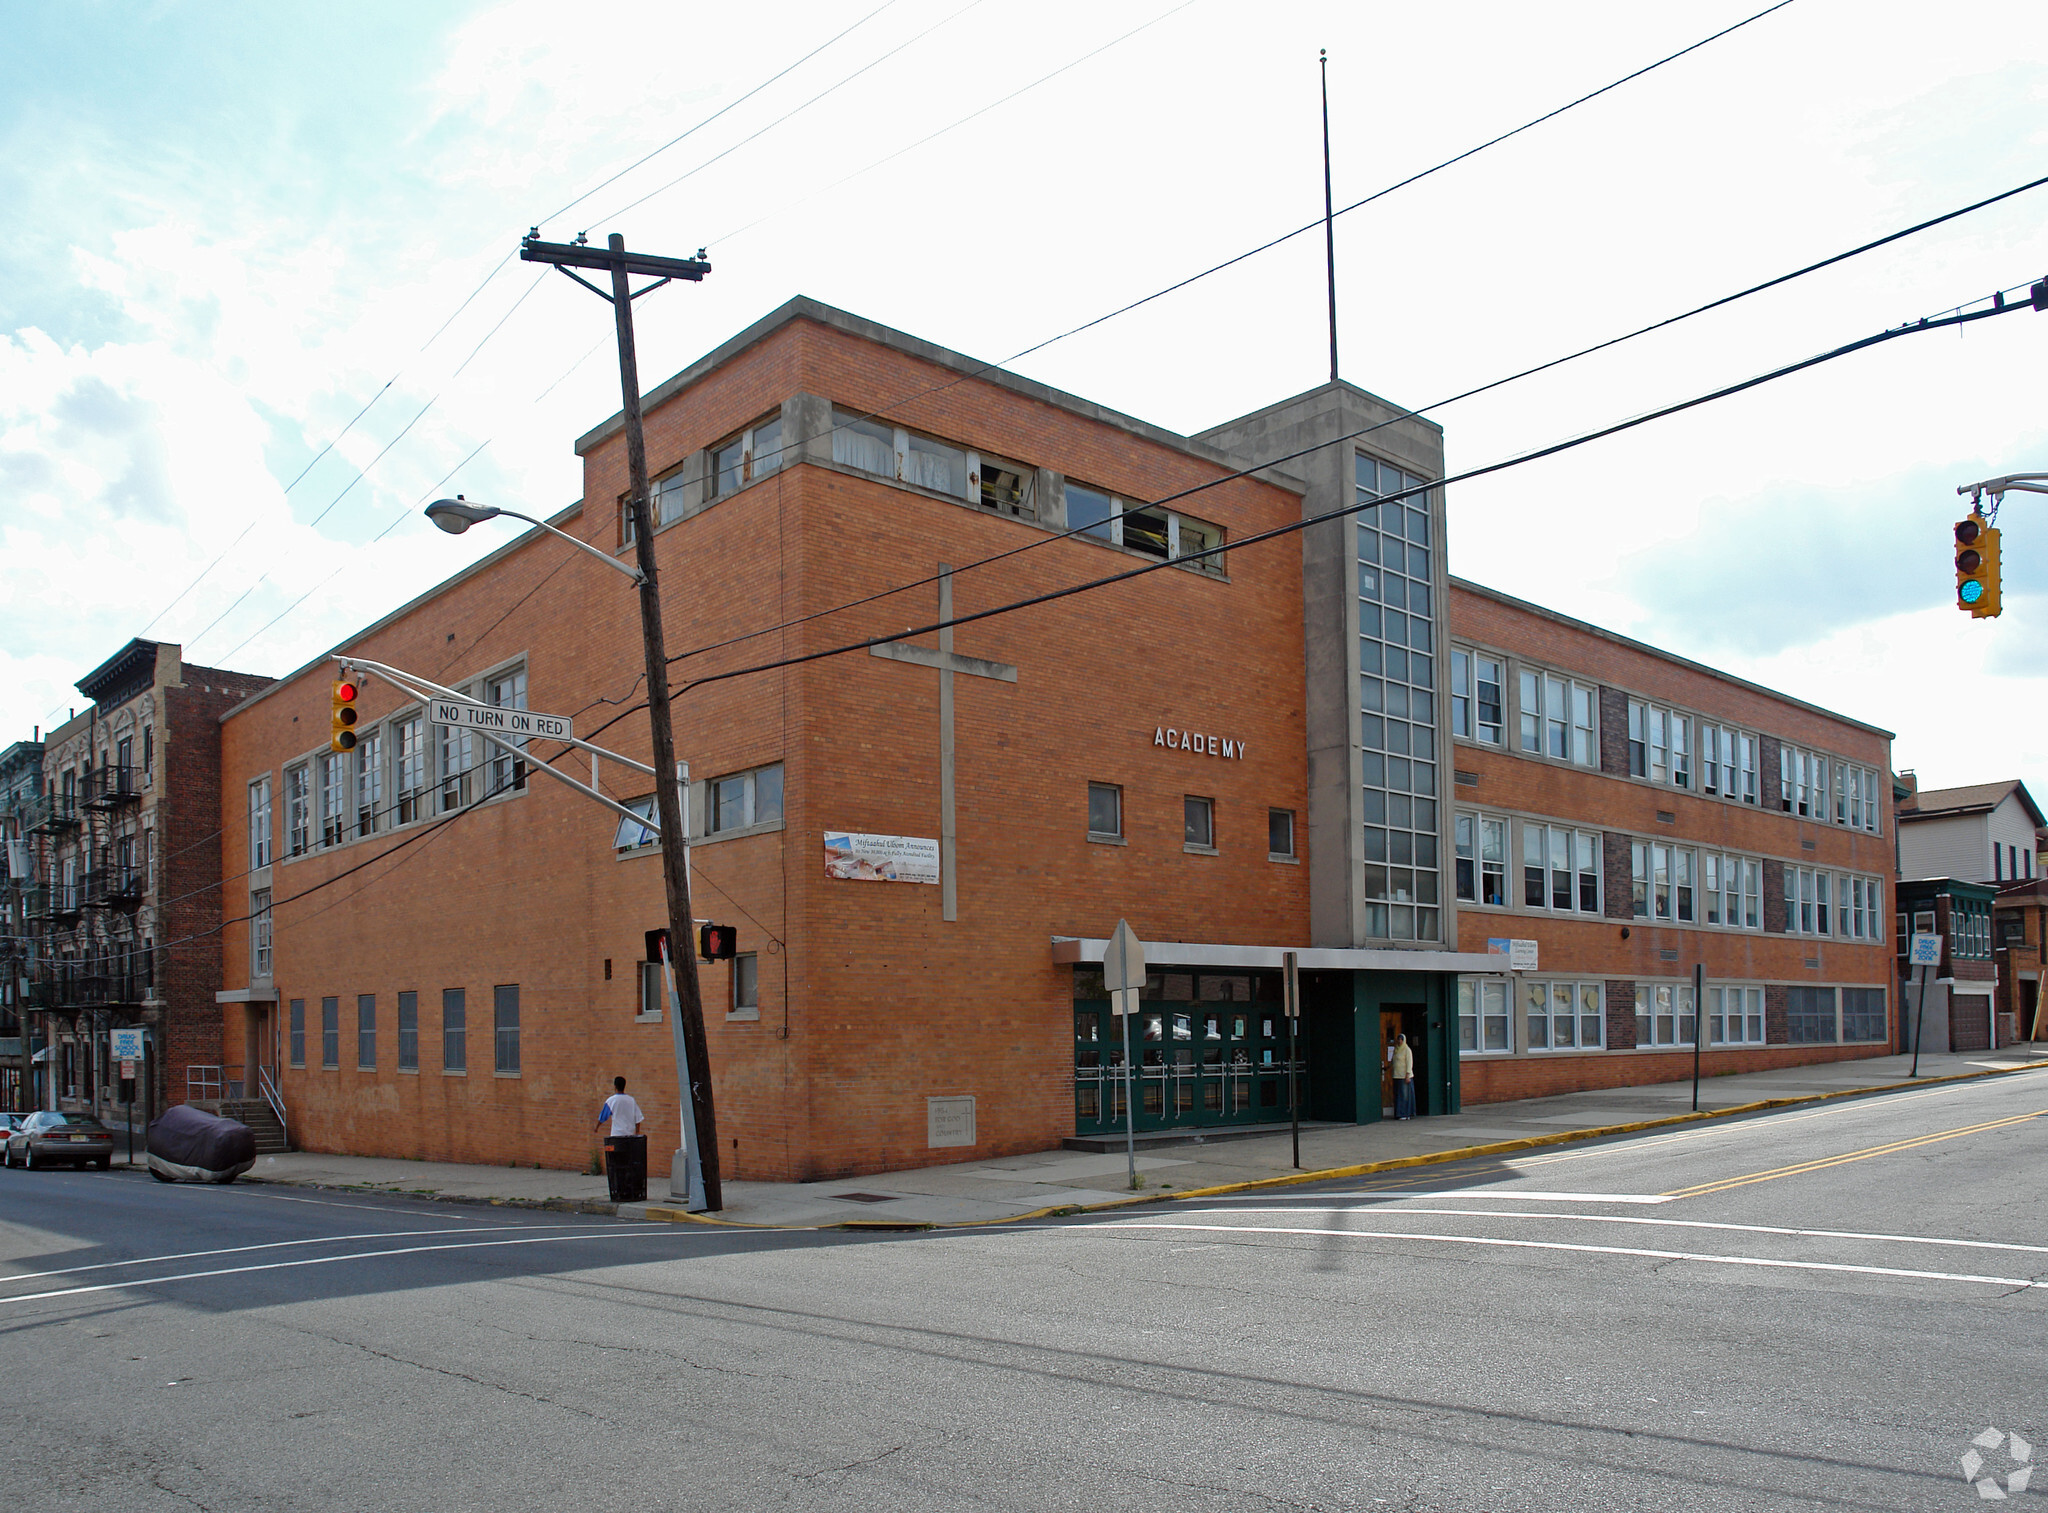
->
[[603, 1134, 647, 1203]]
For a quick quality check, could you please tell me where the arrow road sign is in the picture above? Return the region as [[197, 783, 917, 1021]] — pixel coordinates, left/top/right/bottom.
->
[[428, 698, 574, 742]]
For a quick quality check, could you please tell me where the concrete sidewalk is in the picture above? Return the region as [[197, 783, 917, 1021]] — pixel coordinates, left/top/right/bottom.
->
[[206, 1047, 2048, 1227]]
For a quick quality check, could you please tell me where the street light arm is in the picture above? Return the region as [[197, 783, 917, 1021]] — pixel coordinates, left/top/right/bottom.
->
[[490, 508, 647, 585], [1958, 473, 2048, 498]]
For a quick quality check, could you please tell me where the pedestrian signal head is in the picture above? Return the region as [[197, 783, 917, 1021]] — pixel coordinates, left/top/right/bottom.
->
[[330, 679, 360, 753], [698, 924, 736, 962], [1954, 512, 2002, 619]]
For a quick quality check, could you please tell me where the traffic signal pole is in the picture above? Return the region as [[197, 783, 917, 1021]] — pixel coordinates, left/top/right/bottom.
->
[[521, 231, 722, 1210]]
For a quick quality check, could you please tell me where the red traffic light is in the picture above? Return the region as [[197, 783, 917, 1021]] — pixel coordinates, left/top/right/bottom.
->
[[334, 680, 358, 703]]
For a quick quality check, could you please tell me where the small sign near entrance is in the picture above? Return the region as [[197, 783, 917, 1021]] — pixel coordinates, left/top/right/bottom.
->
[[428, 698, 574, 742], [927, 1095, 976, 1148], [1908, 933, 1943, 968], [120, 1060, 137, 1080], [1487, 938, 1539, 972], [109, 1027, 145, 1061]]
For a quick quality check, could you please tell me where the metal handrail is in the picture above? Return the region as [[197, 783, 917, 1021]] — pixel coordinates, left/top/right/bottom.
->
[[258, 1064, 288, 1146]]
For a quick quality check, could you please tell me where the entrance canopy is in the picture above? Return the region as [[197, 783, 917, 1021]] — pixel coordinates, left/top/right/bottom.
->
[[1051, 936, 1503, 974]]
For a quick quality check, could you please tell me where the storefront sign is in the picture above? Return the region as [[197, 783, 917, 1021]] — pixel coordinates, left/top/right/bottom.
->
[[1153, 727, 1246, 759], [824, 832, 941, 885]]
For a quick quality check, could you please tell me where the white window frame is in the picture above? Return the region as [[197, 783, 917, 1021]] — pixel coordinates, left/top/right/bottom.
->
[[1706, 984, 1765, 1045], [1519, 667, 1596, 768], [251, 888, 272, 979], [1521, 821, 1600, 914], [393, 711, 426, 825], [730, 953, 760, 1021], [248, 776, 272, 871], [320, 752, 347, 847], [1458, 978, 1512, 1054], [706, 762, 784, 835], [708, 411, 786, 502], [1088, 782, 1123, 841], [485, 666, 528, 796], [1453, 810, 1508, 908], [1448, 648, 1505, 746], [1523, 979, 1606, 1052], [354, 729, 383, 839], [285, 763, 311, 859], [614, 796, 658, 852], [1634, 980, 1697, 1048]]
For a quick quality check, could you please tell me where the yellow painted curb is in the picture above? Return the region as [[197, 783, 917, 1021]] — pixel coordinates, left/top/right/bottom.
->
[[634, 1059, 2048, 1231]]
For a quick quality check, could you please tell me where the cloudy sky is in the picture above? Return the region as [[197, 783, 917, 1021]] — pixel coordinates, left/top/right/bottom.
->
[[3, 0, 2044, 790]]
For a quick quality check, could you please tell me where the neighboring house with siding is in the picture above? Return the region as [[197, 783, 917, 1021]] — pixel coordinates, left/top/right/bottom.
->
[[1896, 777, 2045, 884]]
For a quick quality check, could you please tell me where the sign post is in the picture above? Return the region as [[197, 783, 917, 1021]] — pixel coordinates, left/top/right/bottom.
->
[[1691, 962, 1705, 1113], [1908, 932, 1943, 1076], [1103, 920, 1146, 1192], [110, 1028, 145, 1166], [1284, 951, 1301, 1169]]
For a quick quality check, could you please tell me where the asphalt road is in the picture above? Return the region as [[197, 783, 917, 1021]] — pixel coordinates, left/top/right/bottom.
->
[[4, 1072, 2046, 1513]]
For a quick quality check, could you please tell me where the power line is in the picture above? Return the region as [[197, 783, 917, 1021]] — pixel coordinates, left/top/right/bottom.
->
[[154, 282, 2035, 946], [650, 169, 2048, 678], [585, 0, 991, 232], [703, 0, 1200, 249], [671, 286, 2037, 697], [535, 0, 903, 231]]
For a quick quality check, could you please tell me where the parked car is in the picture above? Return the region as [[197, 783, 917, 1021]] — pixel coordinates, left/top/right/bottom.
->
[[3, 1111, 114, 1170], [146, 1105, 256, 1184]]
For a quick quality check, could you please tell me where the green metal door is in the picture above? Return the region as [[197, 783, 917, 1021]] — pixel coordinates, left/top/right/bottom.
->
[[1073, 969, 1296, 1136]]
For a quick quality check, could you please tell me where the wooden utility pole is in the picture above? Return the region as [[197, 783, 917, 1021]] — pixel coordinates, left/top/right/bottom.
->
[[518, 230, 722, 1209]]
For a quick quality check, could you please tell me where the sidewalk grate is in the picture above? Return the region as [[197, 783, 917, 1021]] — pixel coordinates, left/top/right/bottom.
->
[[832, 1192, 899, 1204]]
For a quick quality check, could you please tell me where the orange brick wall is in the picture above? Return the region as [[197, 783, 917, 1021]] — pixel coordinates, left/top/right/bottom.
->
[[1444, 582, 1897, 1102], [220, 315, 1307, 1181]]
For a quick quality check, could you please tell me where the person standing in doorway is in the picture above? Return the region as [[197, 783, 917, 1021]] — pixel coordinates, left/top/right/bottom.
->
[[594, 1076, 643, 1137], [1391, 1034, 1415, 1120]]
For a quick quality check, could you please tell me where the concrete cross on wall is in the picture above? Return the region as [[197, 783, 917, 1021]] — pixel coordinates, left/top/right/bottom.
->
[[869, 564, 1017, 922]]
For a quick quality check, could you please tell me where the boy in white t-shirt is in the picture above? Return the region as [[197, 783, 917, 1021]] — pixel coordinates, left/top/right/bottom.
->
[[594, 1076, 644, 1137]]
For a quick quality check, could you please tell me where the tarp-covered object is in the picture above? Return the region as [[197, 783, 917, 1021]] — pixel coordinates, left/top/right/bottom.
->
[[147, 1104, 257, 1184]]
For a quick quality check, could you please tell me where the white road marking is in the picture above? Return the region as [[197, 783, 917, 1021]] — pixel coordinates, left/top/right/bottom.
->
[[0, 1227, 689, 1306], [235, 1190, 494, 1220], [1197, 1190, 1676, 1205], [0, 1224, 582, 1283], [1091, 1221, 2047, 1290], [1170, 1207, 2048, 1258], [1507, 1081, 2013, 1169]]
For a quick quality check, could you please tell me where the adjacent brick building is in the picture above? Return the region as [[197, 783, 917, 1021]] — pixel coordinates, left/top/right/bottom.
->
[[210, 297, 1902, 1184], [11, 642, 268, 1119]]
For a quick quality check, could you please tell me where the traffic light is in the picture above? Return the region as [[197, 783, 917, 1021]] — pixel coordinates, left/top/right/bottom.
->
[[645, 928, 669, 964], [330, 679, 360, 752], [698, 924, 736, 961], [1954, 511, 2002, 619]]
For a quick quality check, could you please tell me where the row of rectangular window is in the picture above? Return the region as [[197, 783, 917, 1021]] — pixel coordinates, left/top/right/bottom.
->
[[1775, 743, 1882, 831], [614, 763, 786, 850], [1454, 813, 1601, 913], [639, 954, 758, 1018], [1089, 783, 1296, 858], [289, 987, 519, 1074], [1447, 646, 1884, 836], [267, 666, 528, 864], [1459, 979, 1887, 1055]]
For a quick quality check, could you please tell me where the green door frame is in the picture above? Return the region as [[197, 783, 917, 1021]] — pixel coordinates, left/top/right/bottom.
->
[[1338, 970, 1461, 1124]]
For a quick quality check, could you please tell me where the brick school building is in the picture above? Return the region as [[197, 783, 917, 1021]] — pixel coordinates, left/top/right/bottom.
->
[[212, 298, 1896, 1182]]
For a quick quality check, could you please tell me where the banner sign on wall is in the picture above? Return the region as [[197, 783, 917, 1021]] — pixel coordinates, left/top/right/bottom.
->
[[824, 832, 941, 885]]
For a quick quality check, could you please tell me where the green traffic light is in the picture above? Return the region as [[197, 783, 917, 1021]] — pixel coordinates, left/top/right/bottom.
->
[[1961, 579, 1985, 604]]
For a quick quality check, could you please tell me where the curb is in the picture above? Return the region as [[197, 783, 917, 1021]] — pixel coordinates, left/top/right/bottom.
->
[[636, 1057, 2048, 1231], [210, 1058, 2048, 1231]]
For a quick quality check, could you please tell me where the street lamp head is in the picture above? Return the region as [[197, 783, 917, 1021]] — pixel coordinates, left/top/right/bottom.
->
[[425, 496, 501, 535]]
